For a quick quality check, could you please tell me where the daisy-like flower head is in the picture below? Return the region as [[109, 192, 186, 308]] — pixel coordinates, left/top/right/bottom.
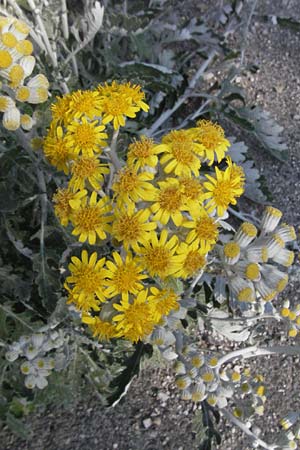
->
[[119, 82, 149, 112], [182, 208, 219, 253], [203, 158, 244, 217], [15, 74, 49, 104], [150, 177, 186, 226], [148, 286, 180, 323], [112, 166, 156, 206], [50, 94, 72, 125], [65, 283, 102, 313], [111, 203, 157, 252], [82, 315, 119, 341], [159, 129, 204, 177], [178, 175, 206, 217], [138, 229, 179, 279], [126, 136, 162, 169], [43, 125, 74, 174], [98, 81, 148, 130], [69, 156, 109, 192], [65, 116, 107, 157], [68, 89, 102, 119], [113, 289, 155, 343], [71, 191, 112, 244], [53, 187, 87, 226], [229, 276, 256, 303], [189, 119, 230, 165], [173, 240, 206, 279], [65, 250, 107, 309], [102, 251, 147, 301]]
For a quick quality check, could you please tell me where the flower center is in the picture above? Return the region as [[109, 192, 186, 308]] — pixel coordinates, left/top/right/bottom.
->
[[75, 206, 102, 231], [103, 94, 130, 115], [144, 247, 171, 274], [72, 157, 99, 178], [181, 177, 203, 200], [114, 214, 141, 241], [114, 263, 139, 291], [74, 123, 97, 147], [159, 187, 182, 212], [0, 97, 9, 112], [0, 50, 12, 68], [118, 169, 138, 192], [129, 137, 154, 158], [16, 40, 33, 56], [245, 263, 260, 280], [212, 180, 233, 206], [2, 32, 17, 48], [75, 266, 103, 293], [224, 242, 240, 258], [172, 140, 195, 164], [195, 217, 218, 240], [184, 251, 205, 273], [16, 86, 30, 102], [9, 65, 25, 87]]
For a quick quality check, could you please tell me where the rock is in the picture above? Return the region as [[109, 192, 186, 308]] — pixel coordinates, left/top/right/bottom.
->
[[158, 392, 169, 402], [142, 418, 152, 429]]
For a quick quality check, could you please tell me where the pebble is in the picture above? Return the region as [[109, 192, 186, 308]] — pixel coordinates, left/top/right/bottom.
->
[[158, 392, 169, 402], [143, 418, 152, 429]]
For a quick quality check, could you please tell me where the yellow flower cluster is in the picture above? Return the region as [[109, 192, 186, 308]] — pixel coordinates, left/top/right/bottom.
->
[[0, 15, 49, 131], [44, 82, 245, 343]]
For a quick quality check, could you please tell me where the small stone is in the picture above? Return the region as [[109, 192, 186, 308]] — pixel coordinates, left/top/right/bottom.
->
[[153, 417, 161, 426], [143, 418, 152, 429], [113, 444, 118, 449], [158, 392, 169, 402]]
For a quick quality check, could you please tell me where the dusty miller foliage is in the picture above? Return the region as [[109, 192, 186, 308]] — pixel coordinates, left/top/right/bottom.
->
[[0, 0, 291, 445]]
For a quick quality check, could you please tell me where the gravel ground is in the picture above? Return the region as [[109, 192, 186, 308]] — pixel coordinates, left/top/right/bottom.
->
[[1, 1, 300, 449]]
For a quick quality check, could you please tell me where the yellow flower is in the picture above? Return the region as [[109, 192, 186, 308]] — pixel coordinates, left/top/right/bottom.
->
[[138, 229, 178, 279], [98, 81, 148, 130], [203, 159, 244, 217], [112, 166, 157, 206], [189, 120, 230, 165], [51, 94, 72, 125], [43, 125, 74, 174], [113, 289, 155, 343], [119, 82, 149, 112], [126, 136, 162, 169], [66, 287, 101, 313], [179, 176, 205, 215], [159, 129, 203, 176], [66, 116, 107, 156], [111, 203, 156, 252], [173, 241, 206, 279], [182, 208, 219, 253], [65, 250, 107, 310], [150, 178, 187, 226], [71, 191, 112, 244], [82, 316, 119, 341], [69, 156, 110, 191], [102, 251, 147, 301], [68, 90, 102, 119], [148, 287, 180, 322], [53, 188, 87, 226]]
